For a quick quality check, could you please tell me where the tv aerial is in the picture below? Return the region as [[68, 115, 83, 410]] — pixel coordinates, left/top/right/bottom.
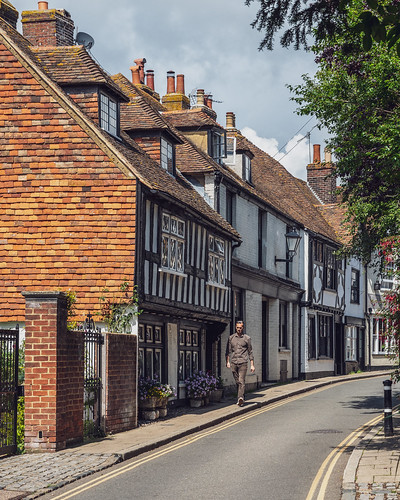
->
[[75, 32, 95, 50]]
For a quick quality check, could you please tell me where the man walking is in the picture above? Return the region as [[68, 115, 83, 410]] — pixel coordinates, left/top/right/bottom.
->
[[226, 320, 255, 406]]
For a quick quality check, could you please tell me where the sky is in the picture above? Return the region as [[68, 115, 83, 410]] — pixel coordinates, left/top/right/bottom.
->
[[13, 0, 327, 179]]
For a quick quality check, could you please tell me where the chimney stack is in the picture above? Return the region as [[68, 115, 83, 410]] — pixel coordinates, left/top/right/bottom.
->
[[226, 112, 236, 129], [0, 0, 19, 29], [307, 144, 337, 204], [205, 94, 213, 109], [161, 71, 190, 111], [196, 89, 205, 107], [146, 70, 155, 91], [22, 3, 75, 46], [134, 58, 146, 84], [130, 65, 141, 85]]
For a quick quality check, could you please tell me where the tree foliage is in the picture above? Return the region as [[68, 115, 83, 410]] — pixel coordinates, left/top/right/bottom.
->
[[288, 21, 400, 258], [246, 0, 400, 54]]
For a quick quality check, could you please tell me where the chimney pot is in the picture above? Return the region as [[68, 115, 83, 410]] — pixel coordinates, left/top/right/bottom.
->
[[313, 144, 321, 163], [134, 58, 146, 84], [167, 71, 175, 94], [146, 70, 155, 91], [324, 147, 332, 163], [38, 1, 48, 9], [226, 112, 236, 129], [130, 66, 141, 85], [196, 89, 205, 107], [176, 74, 185, 95], [206, 94, 213, 109]]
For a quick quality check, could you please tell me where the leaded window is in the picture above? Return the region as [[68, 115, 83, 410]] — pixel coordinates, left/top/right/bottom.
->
[[100, 93, 118, 136], [208, 130, 226, 163], [178, 329, 201, 381], [161, 138, 174, 174], [324, 247, 337, 290], [138, 324, 164, 381], [161, 213, 185, 273], [208, 234, 225, 285]]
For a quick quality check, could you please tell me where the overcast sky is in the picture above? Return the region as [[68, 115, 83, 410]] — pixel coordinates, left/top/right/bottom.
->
[[14, 0, 327, 179]]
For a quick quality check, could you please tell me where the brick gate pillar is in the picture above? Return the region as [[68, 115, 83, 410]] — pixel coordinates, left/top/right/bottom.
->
[[23, 292, 84, 452]]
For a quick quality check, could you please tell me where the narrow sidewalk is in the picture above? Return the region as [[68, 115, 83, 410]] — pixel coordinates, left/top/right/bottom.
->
[[0, 370, 390, 499]]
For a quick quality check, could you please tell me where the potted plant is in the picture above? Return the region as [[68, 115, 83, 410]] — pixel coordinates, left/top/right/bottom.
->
[[138, 377, 176, 419], [184, 371, 216, 407], [209, 375, 224, 402]]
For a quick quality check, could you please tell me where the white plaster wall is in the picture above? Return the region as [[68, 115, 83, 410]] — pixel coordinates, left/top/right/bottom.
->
[[204, 173, 215, 209], [345, 257, 365, 319], [268, 299, 280, 380], [234, 196, 259, 268], [245, 290, 262, 387]]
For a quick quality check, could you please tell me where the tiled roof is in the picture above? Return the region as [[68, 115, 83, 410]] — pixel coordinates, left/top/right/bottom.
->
[[31, 46, 128, 101], [163, 108, 224, 129], [237, 133, 339, 242], [316, 204, 351, 244], [112, 73, 165, 112]]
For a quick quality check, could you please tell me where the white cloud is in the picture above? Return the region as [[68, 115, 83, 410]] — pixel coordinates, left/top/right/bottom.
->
[[242, 128, 310, 180]]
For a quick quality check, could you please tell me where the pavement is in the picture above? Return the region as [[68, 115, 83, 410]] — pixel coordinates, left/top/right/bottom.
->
[[0, 370, 397, 500]]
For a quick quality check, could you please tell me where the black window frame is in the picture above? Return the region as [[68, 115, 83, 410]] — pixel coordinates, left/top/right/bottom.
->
[[350, 268, 360, 304], [242, 154, 252, 183], [208, 129, 226, 164], [318, 314, 333, 358], [324, 246, 337, 290], [279, 301, 288, 349], [138, 323, 165, 382], [226, 189, 235, 227], [160, 137, 175, 175], [99, 91, 119, 137]]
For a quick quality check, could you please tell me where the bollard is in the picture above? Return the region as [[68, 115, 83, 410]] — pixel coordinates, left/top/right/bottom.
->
[[383, 379, 394, 436]]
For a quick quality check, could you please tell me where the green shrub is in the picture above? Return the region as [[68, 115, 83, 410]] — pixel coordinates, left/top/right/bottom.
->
[[17, 397, 24, 454]]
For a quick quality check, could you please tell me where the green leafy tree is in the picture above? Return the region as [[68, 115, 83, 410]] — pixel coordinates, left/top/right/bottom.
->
[[288, 22, 400, 258], [246, 0, 400, 55]]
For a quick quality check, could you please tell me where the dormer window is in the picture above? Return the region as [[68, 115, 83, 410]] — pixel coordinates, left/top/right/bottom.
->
[[208, 129, 226, 164], [243, 154, 251, 183], [100, 93, 118, 136], [161, 138, 175, 174]]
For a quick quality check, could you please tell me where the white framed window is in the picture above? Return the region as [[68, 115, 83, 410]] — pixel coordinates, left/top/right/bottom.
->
[[372, 317, 395, 354], [208, 234, 226, 285], [225, 137, 236, 165], [381, 261, 395, 290], [345, 326, 357, 361], [208, 130, 226, 163], [242, 154, 251, 183], [100, 93, 118, 136], [350, 268, 360, 303], [161, 138, 174, 174], [161, 213, 185, 273]]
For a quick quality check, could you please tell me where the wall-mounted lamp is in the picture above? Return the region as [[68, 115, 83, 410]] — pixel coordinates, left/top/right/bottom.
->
[[374, 280, 381, 291], [275, 228, 302, 264]]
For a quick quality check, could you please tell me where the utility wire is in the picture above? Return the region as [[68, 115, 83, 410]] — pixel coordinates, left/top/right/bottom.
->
[[272, 116, 314, 159], [276, 125, 318, 162]]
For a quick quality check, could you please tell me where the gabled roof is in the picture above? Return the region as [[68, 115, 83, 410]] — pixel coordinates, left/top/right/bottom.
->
[[316, 204, 351, 245], [0, 17, 239, 241], [163, 107, 224, 130], [236, 133, 339, 242], [112, 72, 165, 112], [31, 46, 128, 100]]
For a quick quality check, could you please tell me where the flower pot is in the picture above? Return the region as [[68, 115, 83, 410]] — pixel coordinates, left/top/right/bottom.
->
[[139, 396, 165, 410], [189, 397, 203, 408], [209, 388, 224, 402]]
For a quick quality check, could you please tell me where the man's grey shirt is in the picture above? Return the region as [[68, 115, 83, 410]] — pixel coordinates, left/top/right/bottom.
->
[[226, 333, 254, 365]]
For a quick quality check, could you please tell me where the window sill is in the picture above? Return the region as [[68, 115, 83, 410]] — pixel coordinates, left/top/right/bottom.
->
[[159, 268, 187, 278], [206, 282, 228, 290], [279, 348, 291, 353]]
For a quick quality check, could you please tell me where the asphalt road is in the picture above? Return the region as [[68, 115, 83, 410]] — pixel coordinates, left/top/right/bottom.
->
[[44, 376, 397, 500]]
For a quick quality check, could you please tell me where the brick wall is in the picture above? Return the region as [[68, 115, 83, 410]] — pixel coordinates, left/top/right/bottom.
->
[[21, 9, 75, 47], [103, 333, 137, 433], [0, 42, 137, 321], [23, 292, 84, 452], [307, 164, 337, 204]]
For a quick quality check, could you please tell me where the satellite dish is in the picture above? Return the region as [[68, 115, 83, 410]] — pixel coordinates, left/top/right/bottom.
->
[[75, 32, 95, 50]]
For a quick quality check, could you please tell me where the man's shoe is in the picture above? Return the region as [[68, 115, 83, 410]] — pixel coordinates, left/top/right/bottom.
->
[[238, 397, 244, 407]]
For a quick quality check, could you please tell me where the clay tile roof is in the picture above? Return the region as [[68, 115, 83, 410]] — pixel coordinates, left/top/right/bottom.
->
[[163, 108, 224, 129], [112, 73, 165, 112], [239, 134, 339, 242], [316, 204, 351, 244], [31, 46, 128, 101]]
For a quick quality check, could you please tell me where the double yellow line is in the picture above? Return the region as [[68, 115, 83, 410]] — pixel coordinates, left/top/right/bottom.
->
[[305, 408, 393, 500], [52, 387, 388, 500], [51, 392, 312, 499]]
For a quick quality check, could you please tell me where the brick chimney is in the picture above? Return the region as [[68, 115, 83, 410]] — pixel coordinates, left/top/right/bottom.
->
[[161, 71, 190, 111], [307, 144, 337, 204], [0, 0, 18, 29], [226, 112, 236, 129], [22, 2, 75, 46]]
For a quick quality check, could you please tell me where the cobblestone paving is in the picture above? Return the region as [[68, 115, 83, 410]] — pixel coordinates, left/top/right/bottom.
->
[[0, 452, 121, 499]]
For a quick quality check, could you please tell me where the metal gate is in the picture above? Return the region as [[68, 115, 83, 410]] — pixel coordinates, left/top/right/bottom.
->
[[80, 315, 104, 438], [0, 326, 19, 455]]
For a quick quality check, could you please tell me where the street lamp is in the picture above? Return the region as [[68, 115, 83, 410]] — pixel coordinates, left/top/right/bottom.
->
[[275, 228, 302, 264]]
